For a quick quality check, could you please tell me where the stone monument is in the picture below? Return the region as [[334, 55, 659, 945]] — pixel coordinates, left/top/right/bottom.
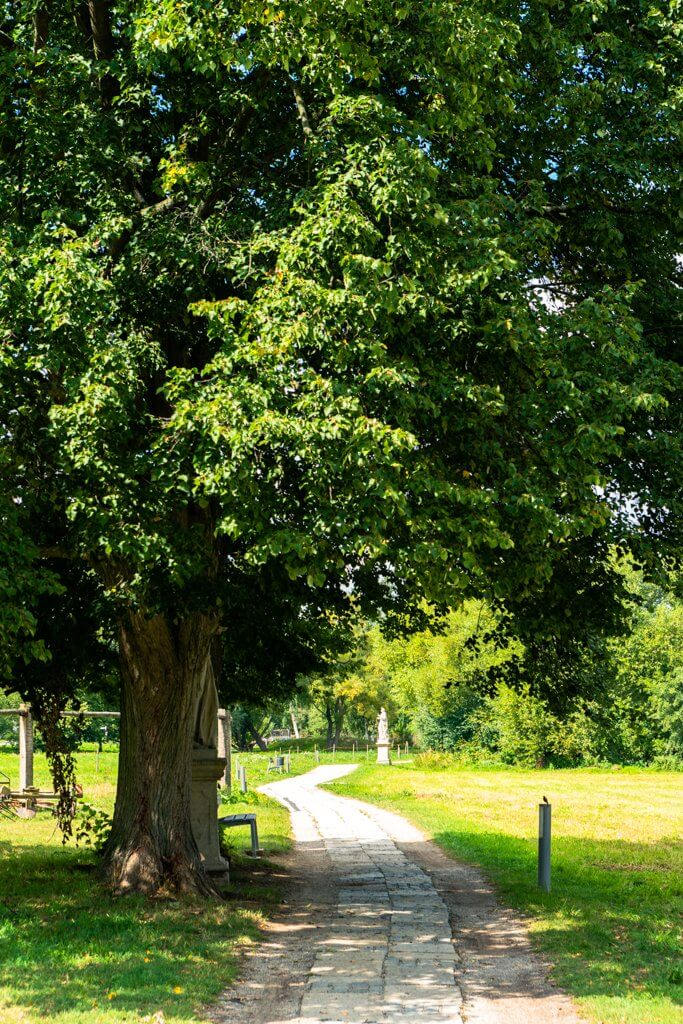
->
[[376, 706, 391, 765], [191, 661, 229, 877], [216, 708, 232, 789]]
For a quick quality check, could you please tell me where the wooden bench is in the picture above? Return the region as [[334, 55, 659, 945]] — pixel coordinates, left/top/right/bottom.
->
[[218, 813, 263, 856]]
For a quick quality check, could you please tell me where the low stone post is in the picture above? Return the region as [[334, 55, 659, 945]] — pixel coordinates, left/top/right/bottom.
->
[[19, 704, 34, 791], [216, 709, 232, 789]]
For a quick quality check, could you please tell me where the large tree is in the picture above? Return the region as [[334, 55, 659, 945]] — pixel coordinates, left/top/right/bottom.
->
[[1, 0, 680, 893]]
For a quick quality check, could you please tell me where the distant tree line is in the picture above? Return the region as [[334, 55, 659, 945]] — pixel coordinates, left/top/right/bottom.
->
[[287, 569, 683, 768]]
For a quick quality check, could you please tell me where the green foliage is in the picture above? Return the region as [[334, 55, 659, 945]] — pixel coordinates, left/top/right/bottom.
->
[[317, 571, 683, 767], [412, 750, 456, 771], [74, 802, 113, 851], [0, 0, 681, 784]]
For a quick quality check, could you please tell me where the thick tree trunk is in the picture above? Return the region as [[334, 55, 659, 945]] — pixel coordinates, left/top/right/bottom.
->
[[333, 697, 345, 748], [101, 610, 219, 897], [324, 702, 334, 750], [245, 716, 268, 751]]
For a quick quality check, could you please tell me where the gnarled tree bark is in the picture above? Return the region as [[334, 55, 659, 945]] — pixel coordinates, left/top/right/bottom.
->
[[101, 609, 221, 897]]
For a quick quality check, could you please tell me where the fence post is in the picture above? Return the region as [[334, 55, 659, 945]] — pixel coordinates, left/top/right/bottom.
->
[[538, 801, 552, 893], [19, 704, 34, 791], [240, 767, 248, 794]]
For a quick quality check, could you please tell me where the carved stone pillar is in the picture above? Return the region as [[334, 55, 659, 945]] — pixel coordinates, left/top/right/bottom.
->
[[191, 746, 229, 877]]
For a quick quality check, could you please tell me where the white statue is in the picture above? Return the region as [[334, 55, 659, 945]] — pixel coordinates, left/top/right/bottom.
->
[[376, 707, 389, 744]]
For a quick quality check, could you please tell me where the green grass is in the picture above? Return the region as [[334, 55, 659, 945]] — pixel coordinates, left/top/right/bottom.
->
[[230, 744, 374, 789], [4, 749, 680, 1024], [0, 750, 292, 1024], [326, 763, 683, 1024]]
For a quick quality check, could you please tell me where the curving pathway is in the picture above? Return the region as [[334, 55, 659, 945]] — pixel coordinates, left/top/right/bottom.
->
[[209, 765, 584, 1024]]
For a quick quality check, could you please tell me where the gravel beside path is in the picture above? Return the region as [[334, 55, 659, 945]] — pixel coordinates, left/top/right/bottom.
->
[[208, 765, 585, 1024]]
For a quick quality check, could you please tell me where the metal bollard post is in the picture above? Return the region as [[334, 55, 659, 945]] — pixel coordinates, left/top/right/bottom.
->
[[286, 754, 291, 773], [538, 801, 551, 893], [240, 767, 248, 794], [250, 818, 263, 856], [332, 743, 336, 758], [366, 744, 369, 760], [315, 747, 319, 763]]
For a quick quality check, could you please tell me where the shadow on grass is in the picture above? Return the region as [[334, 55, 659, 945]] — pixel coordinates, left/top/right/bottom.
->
[[0, 843, 263, 1021], [429, 824, 683, 1007]]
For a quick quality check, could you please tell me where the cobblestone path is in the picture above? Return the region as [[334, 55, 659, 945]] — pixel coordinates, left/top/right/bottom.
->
[[262, 766, 463, 1024], [210, 765, 583, 1024]]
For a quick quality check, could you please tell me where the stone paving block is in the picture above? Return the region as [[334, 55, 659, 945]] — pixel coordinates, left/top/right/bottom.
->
[[261, 771, 464, 1024]]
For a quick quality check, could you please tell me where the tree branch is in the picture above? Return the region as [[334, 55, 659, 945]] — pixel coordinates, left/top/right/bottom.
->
[[33, 6, 49, 53], [38, 546, 79, 561], [87, 0, 114, 60], [86, 1, 118, 104], [193, 90, 264, 221], [291, 80, 313, 139]]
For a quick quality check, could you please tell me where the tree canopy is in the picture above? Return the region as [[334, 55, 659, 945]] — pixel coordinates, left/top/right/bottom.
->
[[0, 0, 681, 892]]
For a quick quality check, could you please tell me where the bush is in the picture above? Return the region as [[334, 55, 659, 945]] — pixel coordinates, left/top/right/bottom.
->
[[412, 689, 482, 753], [413, 751, 456, 771]]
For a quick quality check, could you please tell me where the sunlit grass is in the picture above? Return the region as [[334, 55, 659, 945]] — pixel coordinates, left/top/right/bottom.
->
[[0, 750, 292, 1024], [327, 763, 683, 1024]]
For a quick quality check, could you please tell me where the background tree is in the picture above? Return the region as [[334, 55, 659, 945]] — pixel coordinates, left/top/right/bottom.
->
[[1, 0, 680, 894]]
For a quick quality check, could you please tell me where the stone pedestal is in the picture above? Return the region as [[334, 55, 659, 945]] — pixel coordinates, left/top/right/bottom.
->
[[376, 741, 391, 765], [191, 747, 229, 877]]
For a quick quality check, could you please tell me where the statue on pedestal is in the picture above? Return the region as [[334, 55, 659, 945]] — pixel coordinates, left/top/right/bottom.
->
[[376, 707, 391, 765]]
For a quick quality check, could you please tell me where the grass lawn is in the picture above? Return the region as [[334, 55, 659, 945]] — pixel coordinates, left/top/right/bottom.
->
[[0, 749, 292, 1024], [326, 763, 683, 1024], [231, 744, 374, 789]]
